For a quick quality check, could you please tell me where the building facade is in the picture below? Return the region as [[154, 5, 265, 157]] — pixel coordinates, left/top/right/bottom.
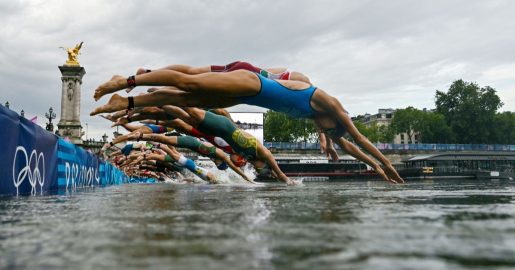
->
[[359, 108, 419, 144]]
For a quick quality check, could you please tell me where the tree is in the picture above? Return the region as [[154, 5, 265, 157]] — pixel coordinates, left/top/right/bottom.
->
[[264, 111, 317, 142], [264, 111, 293, 142], [390, 107, 424, 143], [289, 117, 317, 143], [352, 121, 394, 143], [491, 112, 515, 144], [418, 112, 453, 143], [435, 80, 503, 143]]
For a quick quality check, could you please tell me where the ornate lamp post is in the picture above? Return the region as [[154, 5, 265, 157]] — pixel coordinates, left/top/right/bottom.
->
[[45, 107, 56, 132]]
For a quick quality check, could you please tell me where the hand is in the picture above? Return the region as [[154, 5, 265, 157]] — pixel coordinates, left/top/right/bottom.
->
[[320, 143, 326, 154], [384, 164, 405, 184], [326, 147, 339, 162], [373, 166, 395, 184]]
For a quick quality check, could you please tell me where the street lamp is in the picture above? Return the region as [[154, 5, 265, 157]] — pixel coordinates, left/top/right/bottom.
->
[[20, 110, 25, 118], [102, 133, 108, 142], [45, 107, 56, 132], [5, 101, 9, 109]]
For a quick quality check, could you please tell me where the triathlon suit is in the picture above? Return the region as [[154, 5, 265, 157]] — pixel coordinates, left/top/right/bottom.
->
[[211, 61, 291, 81], [121, 143, 134, 156], [143, 124, 173, 134], [164, 154, 210, 180], [197, 111, 258, 160], [155, 160, 181, 172], [189, 127, 236, 154], [239, 73, 317, 118], [176, 135, 218, 159]]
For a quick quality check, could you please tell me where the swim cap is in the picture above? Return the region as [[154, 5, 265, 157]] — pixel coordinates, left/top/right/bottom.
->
[[217, 161, 229, 170], [231, 154, 247, 167]]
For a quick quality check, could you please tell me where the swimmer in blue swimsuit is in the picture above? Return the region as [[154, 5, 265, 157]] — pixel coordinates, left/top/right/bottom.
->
[[91, 66, 404, 184]]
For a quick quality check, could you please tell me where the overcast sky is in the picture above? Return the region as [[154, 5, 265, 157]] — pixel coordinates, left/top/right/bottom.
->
[[1, 0, 514, 140]]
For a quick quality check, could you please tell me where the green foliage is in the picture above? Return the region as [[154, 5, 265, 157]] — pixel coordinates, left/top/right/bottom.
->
[[491, 112, 515, 144], [390, 107, 424, 143], [390, 107, 453, 143], [263, 111, 317, 142], [352, 121, 394, 143], [417, 112, 453, 143], [435, 80, 503, 143]]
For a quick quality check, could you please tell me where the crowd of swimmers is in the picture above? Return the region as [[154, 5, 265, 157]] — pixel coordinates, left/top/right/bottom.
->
[[93, 61, 404, 185]]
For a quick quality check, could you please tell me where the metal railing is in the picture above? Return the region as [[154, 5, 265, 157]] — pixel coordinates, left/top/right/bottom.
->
[[264, 142, 515, 152]]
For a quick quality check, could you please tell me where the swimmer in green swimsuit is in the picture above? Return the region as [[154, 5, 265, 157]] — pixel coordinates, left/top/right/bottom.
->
[[167, 107, 292, 185], [120, 131, 253, 183]]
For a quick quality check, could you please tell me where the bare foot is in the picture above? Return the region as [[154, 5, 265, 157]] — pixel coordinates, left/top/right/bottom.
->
[[99, 114, 113, 121], [90, 94, 128, 116], [110, 109, 130, 122], [94, 75, 128, 101], [136, 68, 147, 75], [384, 164, 405, 183]]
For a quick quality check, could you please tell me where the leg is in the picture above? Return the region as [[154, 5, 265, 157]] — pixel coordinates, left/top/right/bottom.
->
[[93, 69, 259, 101], [110, 126, 152, 145], [137, 64, 211, 75], [91, 90, 239, 115], [129, 65, 212, 93]]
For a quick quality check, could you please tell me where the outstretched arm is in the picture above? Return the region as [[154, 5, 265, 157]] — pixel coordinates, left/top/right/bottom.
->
[[331, 137, 393, 183], [124, 132, 177, 146], [335, 112, 404, 183], [257, 146, 293, 185]]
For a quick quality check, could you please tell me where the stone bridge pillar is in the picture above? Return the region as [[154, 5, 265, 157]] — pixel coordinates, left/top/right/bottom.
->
[[57, 65, 86, 145]]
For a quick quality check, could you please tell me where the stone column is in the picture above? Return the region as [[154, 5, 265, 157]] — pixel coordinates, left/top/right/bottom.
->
[[57, 65, 86, 145]]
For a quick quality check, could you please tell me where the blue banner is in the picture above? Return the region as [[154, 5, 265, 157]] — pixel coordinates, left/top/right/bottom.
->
[[0, 106, 58, 195], [0, 105, 132, 196]]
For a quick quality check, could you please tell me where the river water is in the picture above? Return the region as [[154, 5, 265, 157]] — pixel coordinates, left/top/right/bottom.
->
[[1, 179, 515, 270]]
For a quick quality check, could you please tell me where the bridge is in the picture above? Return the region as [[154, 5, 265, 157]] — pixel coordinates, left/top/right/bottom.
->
[[265, 142, 515, 164]]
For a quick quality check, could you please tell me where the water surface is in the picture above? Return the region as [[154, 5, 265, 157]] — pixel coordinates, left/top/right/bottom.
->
[[1, 180, 515, 270]]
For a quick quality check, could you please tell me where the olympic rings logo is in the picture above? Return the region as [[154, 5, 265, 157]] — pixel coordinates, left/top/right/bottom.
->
[[12, 146, 45, 195]]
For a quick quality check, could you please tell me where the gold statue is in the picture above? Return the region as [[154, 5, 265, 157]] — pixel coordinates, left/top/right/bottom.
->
[[59, 41, 83, 66]]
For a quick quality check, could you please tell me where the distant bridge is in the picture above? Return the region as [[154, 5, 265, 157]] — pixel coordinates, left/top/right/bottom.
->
[[265, 142, 515, 153], [265, 142, 515, 164], [235, 121, 263, 130]]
